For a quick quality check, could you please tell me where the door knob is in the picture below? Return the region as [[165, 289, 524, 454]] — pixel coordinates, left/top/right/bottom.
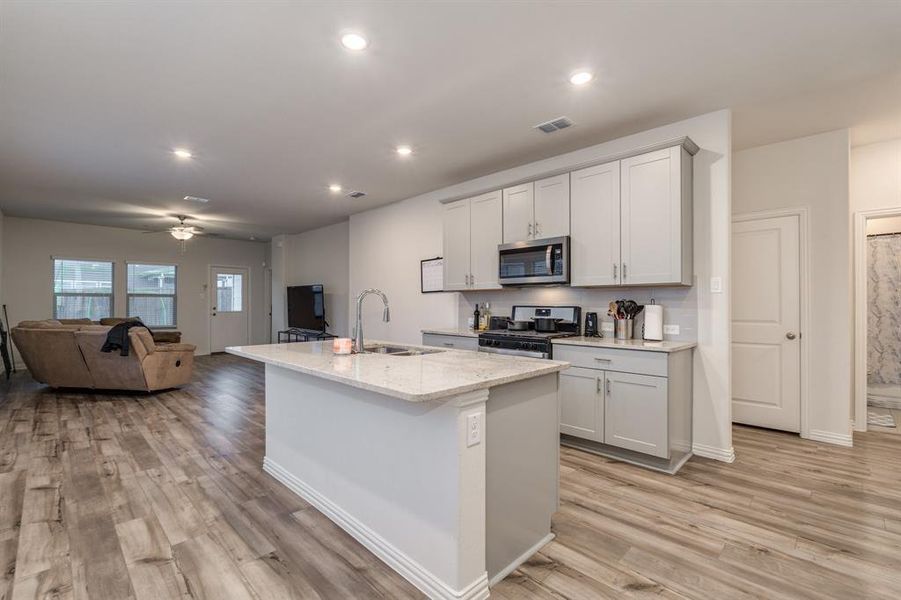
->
[[786, 332, 796, 340]]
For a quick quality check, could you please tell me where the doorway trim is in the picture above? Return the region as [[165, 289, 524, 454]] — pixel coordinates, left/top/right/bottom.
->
[[732, 207, 810, 439], [852, 207, 901, 432], [208, 264, 252, 353]]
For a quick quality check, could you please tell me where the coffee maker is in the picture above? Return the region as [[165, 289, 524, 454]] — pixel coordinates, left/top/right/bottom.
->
[[584, 312, 600, 337]]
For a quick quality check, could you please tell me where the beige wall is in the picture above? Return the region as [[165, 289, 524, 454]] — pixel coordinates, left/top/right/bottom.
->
[[347, 109, 735, 461], [2, 217, 269, 362], [733, 129, 852, 441], [271, 220, 350, 337]]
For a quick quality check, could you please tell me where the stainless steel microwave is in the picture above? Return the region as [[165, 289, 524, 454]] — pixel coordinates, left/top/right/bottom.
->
[[498, 236, 570, 286]]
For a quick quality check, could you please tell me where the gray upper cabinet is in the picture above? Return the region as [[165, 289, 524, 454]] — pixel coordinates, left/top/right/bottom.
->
[[443, 191, 503, 291], [570, 143, 693, 288], [533, 174, 570, 239], [570, 161, 621, 286], [620, 146, 693, 286], [502, 183, 534, 243]]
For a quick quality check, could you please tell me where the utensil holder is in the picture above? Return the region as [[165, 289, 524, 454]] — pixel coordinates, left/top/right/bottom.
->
[[614, 319, 634, 340]]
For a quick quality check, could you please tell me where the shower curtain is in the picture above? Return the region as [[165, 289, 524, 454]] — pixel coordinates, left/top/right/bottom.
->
[[867, 234, 901, 385]]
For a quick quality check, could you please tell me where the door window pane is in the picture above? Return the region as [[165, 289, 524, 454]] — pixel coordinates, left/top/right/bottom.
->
[[217, 273, 243, 312]]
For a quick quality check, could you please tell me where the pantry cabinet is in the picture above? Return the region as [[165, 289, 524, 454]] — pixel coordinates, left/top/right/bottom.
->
[[443, 190, 503, 291]]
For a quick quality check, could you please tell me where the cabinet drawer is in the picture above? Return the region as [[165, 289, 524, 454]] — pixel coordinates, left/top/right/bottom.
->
[[553, 344, 667, 377], [422, 333, 478, 352]]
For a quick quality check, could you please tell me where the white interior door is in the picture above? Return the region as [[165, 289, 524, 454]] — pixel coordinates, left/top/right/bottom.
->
[[210, 266, 250, 352], [732, 215, 801, 432]]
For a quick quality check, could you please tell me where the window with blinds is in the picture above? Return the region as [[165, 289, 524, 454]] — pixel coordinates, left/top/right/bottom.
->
[[53, 258, 114, 321], [127, 263, 177, 328]]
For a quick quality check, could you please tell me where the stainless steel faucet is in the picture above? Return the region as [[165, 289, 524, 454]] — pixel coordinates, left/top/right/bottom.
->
[[353, 288, 390, 353]]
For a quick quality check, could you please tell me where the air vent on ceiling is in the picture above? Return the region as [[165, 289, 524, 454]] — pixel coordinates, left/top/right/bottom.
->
[[347, 190, 367, 199], [534, 116, 574, 134]]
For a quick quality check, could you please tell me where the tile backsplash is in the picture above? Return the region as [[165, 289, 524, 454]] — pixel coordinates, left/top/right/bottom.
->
[[458, 285, 697, 342]]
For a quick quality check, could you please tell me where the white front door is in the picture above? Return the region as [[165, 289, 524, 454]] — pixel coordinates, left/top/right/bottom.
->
[[732, 215, 801, 432], [210, 266, 249, 352]]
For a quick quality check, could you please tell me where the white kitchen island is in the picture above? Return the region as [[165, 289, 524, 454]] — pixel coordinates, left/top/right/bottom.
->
[[226, 341, 568, 600]]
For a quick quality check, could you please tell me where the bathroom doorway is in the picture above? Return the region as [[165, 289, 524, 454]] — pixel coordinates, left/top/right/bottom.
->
[[854, 210, 901, 433]]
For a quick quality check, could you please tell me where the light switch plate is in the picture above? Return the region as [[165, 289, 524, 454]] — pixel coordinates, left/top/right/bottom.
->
[[466, 413, 482, 447], [663, 324, 680, 335], [710, 276, 723, 293]]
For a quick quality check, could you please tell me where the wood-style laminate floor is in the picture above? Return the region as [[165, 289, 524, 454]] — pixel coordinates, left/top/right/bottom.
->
[[1, 354, 899, 599]]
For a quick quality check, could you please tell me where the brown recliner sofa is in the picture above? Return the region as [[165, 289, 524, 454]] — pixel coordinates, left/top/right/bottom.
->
[[11, 320, 195, 391]]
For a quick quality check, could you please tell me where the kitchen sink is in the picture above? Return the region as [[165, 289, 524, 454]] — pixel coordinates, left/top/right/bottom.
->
[[363, 344, 444, 356]]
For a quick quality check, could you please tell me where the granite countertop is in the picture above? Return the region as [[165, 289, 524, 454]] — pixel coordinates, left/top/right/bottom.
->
[[420, 328, 480, 338], [226, 341, 568, 403], [553, 337, 697, 353]]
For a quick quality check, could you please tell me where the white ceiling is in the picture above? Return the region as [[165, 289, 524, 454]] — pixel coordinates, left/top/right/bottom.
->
[[1, 1, 899, 239]]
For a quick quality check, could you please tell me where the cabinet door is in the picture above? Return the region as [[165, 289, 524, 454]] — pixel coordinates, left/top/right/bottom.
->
[[560, 367, 604, 442], [620, 147, 683, 285], [604, 372, 669, 458], [502, 182, 534, 243], [469, 190, 502, 289], [442, 200, 471, 290], [570, 161, 621, 286], [533, 174, 570, 239]]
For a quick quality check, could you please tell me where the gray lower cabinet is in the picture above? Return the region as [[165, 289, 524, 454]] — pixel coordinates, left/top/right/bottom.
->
[[554, 344, 692, 473], [559, 367, 604, 442], [604, 371, 668, 458], [421, 333, 478, 351]]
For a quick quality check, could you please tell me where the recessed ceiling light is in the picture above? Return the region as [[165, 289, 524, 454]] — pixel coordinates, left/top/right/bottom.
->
[[173, 148, 193, 159], [329, 184, 343, 193], [396, 145, 413, 156], [341, 32, 368, 51], [569, 71, 593, 86]]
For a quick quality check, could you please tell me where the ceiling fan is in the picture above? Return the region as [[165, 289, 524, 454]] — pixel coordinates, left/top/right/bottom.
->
[[143, 215, 214, 250]]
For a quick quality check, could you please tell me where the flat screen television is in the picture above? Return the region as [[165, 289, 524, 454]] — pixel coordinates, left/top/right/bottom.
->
[[287, 284, 325, 331]]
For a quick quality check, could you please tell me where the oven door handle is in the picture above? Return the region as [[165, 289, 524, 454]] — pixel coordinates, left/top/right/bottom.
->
[[546, 245, 553, 274], [478, 345, 547, 359]]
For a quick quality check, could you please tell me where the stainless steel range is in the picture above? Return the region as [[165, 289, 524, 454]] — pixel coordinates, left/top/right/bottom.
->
[[478, 305, 581, 359]]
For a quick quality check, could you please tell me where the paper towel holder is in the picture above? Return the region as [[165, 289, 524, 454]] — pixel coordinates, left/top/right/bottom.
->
[[643, 298, 664, 341]]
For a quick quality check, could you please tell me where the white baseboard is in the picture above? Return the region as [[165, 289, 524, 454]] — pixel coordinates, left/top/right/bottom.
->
[[691, 442, 735, 463], [263, 457, 490, 600], [806, 429, 853, 447], [488, 532, 554, 587]]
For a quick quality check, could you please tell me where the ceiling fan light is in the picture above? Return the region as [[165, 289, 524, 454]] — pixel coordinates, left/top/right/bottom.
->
[[171, 228, 194, 241]]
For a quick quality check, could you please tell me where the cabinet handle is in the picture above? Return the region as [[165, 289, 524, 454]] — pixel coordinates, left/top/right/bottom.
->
[[613, 264, 617, 280], [535, 222, 541, 236], [593, 357, 611, 363], [596, 377, 602, 393], [443, 342, 454, 347], [527, 222, 533, 238], [470, 273, 475, 286], [622, 264, 627, 279], [606, 379, 611, 395]]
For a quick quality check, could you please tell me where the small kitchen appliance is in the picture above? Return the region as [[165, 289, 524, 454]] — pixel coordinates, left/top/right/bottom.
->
[[478, 305, 580, 359], [584, 312, 600, 337]]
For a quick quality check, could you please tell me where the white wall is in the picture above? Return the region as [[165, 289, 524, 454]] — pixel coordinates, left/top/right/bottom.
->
[[851, 139, 901, 213], [733, 129, 851, 440], [2, 217, 269, 361], [270, 220, 350, 337], [867, 215, 901, 235], [349, 109, 734, 460], [0, 208, 4, 325]]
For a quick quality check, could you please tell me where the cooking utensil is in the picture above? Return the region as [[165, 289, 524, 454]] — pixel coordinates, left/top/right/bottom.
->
[[506, 319, 532, 331], [533, 317, 563, 333]]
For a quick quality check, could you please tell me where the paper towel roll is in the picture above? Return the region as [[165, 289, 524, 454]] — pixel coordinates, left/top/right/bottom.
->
[[643, 304, 664, 341]]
